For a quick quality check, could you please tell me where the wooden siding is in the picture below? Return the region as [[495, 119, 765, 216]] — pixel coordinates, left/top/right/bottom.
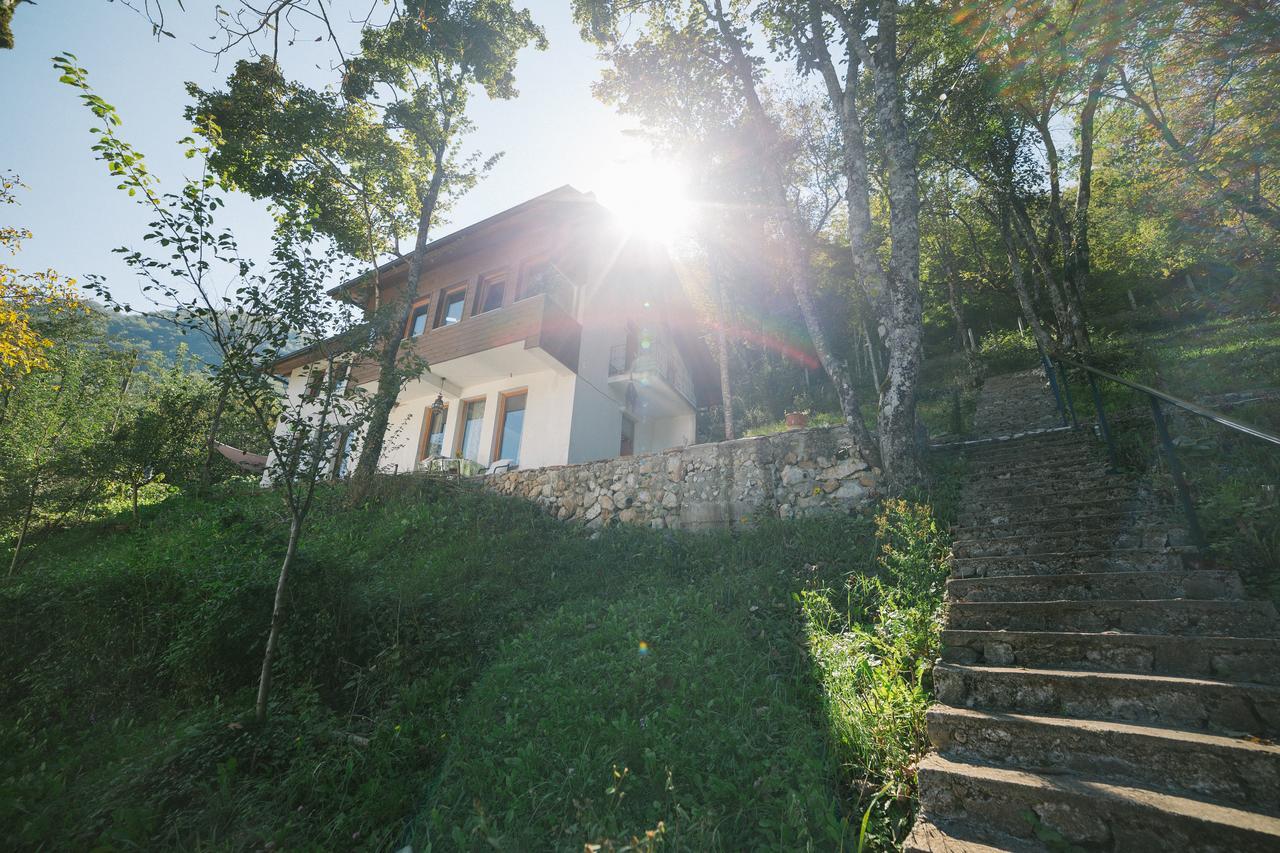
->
[[348, 293, 580, 384]]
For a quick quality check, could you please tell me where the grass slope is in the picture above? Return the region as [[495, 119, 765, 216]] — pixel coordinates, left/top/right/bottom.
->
[[1, 474, 951, 851]]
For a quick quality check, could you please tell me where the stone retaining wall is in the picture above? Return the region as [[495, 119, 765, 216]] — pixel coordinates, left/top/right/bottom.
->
[[484, 425, 879, 530]]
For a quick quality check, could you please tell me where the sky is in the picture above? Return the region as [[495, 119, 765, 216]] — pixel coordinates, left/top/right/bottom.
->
[[0, 1, 652, 306]]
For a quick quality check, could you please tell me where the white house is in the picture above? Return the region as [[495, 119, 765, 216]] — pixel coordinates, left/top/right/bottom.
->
[[270, 186, 719, 476]]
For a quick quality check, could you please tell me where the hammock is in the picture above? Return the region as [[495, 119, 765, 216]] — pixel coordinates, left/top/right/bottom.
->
[[214, 442, 269, 473]]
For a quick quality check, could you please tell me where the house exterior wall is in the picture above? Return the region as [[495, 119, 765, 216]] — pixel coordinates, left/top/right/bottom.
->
[[267, 189, 715, 480], [377, 366, 579, 473]]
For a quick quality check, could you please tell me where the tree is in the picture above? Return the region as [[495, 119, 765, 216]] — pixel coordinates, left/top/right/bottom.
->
[[0, 327, 126, 575], [575, 0, 881, 466], [58, 54, 378, 722], [761, 0, 935, 482], [1, 174, 86, 390], [189, 0, 547, 481], [106, 352, 214, 526]]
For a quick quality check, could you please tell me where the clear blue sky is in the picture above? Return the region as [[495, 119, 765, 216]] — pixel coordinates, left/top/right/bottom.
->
[[0, 1, 643, 306]]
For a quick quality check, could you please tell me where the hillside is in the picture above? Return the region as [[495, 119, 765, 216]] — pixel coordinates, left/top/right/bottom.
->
[[101, 308, 224, 366], [0, 476, 952, 851]]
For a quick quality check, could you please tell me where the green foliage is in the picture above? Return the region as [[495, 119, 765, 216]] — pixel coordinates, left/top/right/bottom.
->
[[977, 329, 1040, 373], [0, 474, 954, 851], [798, 499, 950, 851]]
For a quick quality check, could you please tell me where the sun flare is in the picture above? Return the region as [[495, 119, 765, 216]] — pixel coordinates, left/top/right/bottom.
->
[[593, 156, 696, 241]]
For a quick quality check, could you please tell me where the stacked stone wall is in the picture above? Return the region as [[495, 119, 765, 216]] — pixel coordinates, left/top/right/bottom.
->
[[484, 425, 879, 530]]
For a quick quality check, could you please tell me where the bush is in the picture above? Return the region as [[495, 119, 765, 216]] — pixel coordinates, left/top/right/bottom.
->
[[798, 499, 949, 851]]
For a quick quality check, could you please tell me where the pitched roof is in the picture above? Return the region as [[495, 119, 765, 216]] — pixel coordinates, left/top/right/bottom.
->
[[329, 184, 601, 301]]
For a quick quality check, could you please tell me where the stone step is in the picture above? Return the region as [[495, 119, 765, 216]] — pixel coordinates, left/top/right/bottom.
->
[[962, 427, 1090, 455], [965, 443, 1107, 466], [933, 663, 1280, 737], [952, 527, 1170, 558], [957, 494, 1159, 528], [940, 630, 1280, 684], [945, 570, 1245, 603], [952, 509, 1167, 542], [961, 434, 1098, 465], [916, 753, 1280, 852], [963, 478, 1128, 505], [903, 816, 1040, 853], [952, 548, 1188, 578], [946, 599, 1278, 636], [962, 445, 1108, 473], [962, 459, 1111, 487], [926, 706, 1280, 812]]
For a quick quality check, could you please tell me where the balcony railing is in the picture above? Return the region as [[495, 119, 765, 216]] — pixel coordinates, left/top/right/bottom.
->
[[349, 293, 581, 384], [608, 340, 695, 405]]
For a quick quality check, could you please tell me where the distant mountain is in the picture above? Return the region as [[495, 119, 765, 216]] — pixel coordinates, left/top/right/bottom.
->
[[99, 309, 223, 367]]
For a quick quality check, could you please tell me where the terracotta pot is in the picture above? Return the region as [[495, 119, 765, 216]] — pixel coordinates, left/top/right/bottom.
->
[[785, 411, 809, 429]]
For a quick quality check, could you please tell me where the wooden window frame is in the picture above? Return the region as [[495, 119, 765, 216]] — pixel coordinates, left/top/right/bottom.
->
[[302, 365, 326, 400], [406, 299, 432, 338], [434, 284, 468, 329], [454, 395, 488, 460], [473, 268, 509, 316], [417, 403, 449, 461], [491, 388, 528, 463], [516, 256, 553, 302]]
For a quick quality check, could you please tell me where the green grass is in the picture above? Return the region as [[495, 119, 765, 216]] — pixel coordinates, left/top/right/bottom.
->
[[1, 470, 953, 851]]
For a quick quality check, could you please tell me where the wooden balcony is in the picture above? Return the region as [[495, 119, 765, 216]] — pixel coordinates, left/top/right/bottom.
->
[[349, 293, 580, 384]]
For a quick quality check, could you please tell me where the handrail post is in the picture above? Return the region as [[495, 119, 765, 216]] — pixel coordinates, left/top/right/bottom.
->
[[1087, 371, 1120, 470], [1148, 397, 1206, 551], [1035, 338, 1069, 427], [1056, 360, 1079, 428]]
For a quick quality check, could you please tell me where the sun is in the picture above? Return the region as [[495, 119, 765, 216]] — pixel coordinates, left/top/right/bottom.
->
[[593, 155, 696, 241]]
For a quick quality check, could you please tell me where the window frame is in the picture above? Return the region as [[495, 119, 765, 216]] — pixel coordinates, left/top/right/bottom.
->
[[417, 402, 449, 461], [516, 256, 554, 302], [473, 269, 509, 316], [454, 395, 488, 462], [434, 284, 468, 329], [302, 366, 326, 400], [491, 388, 528, 464], [407, 300, 432, 338]]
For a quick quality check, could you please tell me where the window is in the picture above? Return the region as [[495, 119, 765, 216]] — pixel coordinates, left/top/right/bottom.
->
[[419, 404, 448, 459], [474, 272, 507, 315], [456, 397, 487, 462], [620, 414, 635, 457], [408, 302, 431, 337], [302, 367, 326, 400], [493, 390, 527, 465], [332, 363, 350, 396], [336, 430, 357, 478], [435, 286, 466, 327], [519, 259, 569, 308]]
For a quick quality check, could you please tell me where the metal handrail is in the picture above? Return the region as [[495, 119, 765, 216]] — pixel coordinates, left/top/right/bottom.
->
[[1054, 355, 1280, 447], [1042, 350, 1280, 552]]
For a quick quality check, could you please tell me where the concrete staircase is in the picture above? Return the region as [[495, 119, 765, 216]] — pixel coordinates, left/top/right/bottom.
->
[[905, 370, 1280, 852]]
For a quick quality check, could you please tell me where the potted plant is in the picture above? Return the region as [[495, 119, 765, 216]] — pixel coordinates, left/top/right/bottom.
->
[[785, 393, 811, 429]]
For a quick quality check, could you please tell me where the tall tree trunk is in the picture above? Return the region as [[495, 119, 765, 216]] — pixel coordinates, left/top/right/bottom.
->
[[868, 0, 924, 485], [939, 251, 967, 351], [999, 209, 1055, 356], [8, 481, 36, 577], [1071, 63, 1107, 295], [354, 162, 446, 479], [199, 376, 231, 494], [254, 515, 302, 723], [710, 260, 736, 440], [709, 0, 878, 464], [1010, 199, 1082, 349]]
